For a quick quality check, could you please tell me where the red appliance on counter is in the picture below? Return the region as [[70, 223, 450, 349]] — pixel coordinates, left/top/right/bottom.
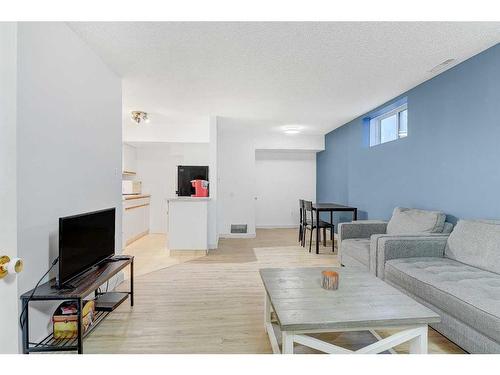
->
[[191, 179, 209, 197]]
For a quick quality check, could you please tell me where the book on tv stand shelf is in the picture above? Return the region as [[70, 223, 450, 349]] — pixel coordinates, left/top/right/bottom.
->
[[95, 292, 129, 312]]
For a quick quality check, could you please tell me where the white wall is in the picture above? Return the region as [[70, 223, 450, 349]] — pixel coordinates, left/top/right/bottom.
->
[[135, 142, 210, 234], [122, 143, 138, 173], [123, 111, 209, 143], [207, 117, 218, 248], [217, 117, 324, 237], [255, 133, 325, 151], [217, 123, 257, 236], [0, 22, 19, 354], [16, 23, 122, 344], [255, 150, 316, 228]]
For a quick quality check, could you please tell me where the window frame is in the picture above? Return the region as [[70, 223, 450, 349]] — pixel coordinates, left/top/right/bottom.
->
[[369, 103, 408, 147]]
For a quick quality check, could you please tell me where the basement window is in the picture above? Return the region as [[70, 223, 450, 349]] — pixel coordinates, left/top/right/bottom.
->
[[369, 103, 408, 147]]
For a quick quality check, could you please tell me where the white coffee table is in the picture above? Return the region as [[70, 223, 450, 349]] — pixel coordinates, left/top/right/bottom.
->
[[260, 267, 440, 354]]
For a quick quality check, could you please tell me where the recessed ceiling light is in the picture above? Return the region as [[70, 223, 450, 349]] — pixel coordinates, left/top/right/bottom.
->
[[429, 59, 456, 74], [283, 125, 302, 135]]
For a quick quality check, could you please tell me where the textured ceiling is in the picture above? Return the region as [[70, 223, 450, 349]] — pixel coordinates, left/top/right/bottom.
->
[[69, 22, 500, 135]]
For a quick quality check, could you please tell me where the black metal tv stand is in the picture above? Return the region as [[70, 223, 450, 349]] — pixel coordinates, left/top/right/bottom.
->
[[20, 256, 134, 354]]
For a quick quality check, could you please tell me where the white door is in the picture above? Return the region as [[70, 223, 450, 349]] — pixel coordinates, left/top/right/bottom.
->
[[0, 22, 20, 353]]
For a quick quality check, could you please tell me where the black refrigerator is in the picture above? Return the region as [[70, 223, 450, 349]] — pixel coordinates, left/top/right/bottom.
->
[[176, 165, 209, 196]]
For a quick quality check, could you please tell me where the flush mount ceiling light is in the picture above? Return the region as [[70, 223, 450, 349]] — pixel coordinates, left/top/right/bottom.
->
[[283, 125, 303, 135], [130, 111, 150, 125], [429, 59, 456, 74]]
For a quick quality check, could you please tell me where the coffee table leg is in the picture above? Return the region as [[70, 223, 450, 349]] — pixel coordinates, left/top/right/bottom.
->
[[264, 292, 281, 354], [409, 325, 428, 354], [264, 292, 271, 330], [282, 331, 294, 354]]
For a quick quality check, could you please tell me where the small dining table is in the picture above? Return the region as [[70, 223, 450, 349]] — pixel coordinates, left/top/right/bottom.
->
[[312, 203, 358, 255]]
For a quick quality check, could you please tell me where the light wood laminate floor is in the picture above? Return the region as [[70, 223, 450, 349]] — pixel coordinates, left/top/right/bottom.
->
[[85, 229, 465, 354], [122, 234, 204, 279]]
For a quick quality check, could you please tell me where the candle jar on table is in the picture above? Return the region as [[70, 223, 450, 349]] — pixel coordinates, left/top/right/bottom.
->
[[321, 270, 339, 290]]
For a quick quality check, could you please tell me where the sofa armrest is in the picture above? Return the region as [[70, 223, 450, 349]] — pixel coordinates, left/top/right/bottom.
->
[[442, 222, 454, 234], [338, 221, 388, 242], [374, 235, 448, 279]]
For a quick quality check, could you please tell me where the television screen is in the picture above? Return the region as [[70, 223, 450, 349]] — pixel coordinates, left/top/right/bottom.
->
[[58, 208, 115, 288], [177, 165, 209, 196]]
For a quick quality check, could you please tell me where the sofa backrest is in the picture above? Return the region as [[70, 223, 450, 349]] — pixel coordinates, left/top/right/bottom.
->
[[386, 207, 447, 235], [445, 219, 500, 274]]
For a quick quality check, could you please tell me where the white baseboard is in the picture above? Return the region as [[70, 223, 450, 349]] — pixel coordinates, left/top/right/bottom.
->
[[219, 233, 256, 239], [208, 238, 219, 250], [256, 224, 299, 229]]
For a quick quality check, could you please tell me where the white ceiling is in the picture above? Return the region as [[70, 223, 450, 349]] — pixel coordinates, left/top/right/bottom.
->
[[69, 22, 500, 135]]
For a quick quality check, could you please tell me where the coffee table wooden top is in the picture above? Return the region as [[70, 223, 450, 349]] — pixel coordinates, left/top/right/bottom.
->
[[260, 267, 440, 331]]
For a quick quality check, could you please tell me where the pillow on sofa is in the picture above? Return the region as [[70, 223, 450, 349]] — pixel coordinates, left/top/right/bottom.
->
[[445, 219, 500, 274], [387, 207, 446, 235]]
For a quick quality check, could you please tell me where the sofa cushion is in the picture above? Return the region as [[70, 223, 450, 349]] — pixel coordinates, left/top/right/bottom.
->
[[385, 257, 500, 343], [445, 219, 500, 274], [387, 207, 446, 235], [341, 239, 370, 267]]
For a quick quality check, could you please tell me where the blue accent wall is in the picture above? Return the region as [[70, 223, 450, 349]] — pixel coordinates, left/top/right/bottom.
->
[[317, 43, 500, 224]]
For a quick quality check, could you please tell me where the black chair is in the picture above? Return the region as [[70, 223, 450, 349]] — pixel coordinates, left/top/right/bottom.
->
[[298, 199, 305, 246], [303, 200, 335, 252]]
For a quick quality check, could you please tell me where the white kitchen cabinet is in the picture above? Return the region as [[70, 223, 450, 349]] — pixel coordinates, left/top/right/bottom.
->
[[122, 195, 150, 247], [167, 197, 208, 252]]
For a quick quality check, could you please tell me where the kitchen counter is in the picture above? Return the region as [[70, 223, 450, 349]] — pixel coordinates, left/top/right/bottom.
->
[[123, 194, 151, 201], [167, 198, 209, 252]]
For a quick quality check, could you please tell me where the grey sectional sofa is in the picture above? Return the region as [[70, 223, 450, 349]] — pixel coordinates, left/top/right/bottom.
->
[[377, 219, 500, 353], [339, 207, 453, 275]]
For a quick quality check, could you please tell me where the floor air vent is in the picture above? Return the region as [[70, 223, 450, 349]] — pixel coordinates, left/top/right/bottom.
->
[[231, 224, 248, 234]]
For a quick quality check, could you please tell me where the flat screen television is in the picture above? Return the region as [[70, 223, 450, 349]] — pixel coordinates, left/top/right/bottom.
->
[[177, 165, 209, 196], [58, 208, 115, 288]]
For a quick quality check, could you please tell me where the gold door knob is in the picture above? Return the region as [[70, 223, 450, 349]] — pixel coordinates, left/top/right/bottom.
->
[[0, 256, 24, 279]]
